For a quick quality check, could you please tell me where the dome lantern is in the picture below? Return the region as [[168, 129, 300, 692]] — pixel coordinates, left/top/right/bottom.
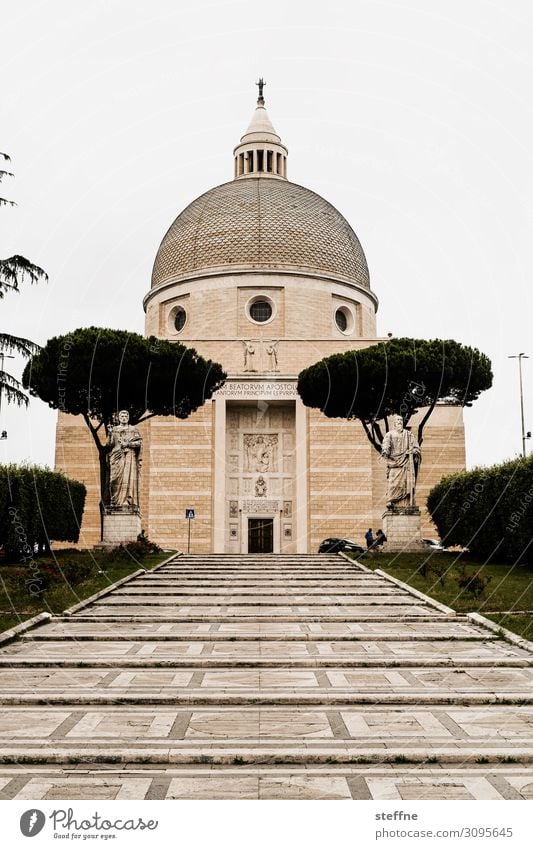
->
[[233, 80, 288, 180]]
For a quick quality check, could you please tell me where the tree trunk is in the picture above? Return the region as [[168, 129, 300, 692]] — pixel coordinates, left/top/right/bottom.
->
[[81, 413, 109, 542], [98, 448, 108, 542]]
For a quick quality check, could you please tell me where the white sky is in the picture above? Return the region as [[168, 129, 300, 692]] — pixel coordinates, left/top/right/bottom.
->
[[1, 0, 532, 469]]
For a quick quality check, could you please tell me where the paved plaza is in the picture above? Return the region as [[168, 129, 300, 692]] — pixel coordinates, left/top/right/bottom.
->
[[1, 554, 533, 799]]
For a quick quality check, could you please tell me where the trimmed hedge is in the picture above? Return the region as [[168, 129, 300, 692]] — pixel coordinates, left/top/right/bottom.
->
[[0, 465, 86, 557], [427, 456, 533, 563]]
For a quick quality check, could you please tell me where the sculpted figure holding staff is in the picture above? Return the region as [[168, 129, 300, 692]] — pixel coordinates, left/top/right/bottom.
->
[[381, 414, 421, 508], [106, 410, 142, 509]]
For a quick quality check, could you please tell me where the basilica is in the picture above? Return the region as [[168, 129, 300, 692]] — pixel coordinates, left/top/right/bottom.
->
[[55, 87, 466, 553]]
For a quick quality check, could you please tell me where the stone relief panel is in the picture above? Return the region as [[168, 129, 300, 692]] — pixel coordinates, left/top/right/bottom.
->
[[244, 434, 279, 472], [227, 410, 239, 429], [225, 403, 296, 548], [269, 409, 282, 429], [283, 454, 293, 474]]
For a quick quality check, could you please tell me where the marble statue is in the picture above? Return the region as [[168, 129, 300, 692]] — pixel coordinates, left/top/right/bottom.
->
[[381, 414, 421, 508], [266, 340, 279, 372], [243, 340, 256, 372], [107, 410, 143, 509], [255, 476, 267, 497]]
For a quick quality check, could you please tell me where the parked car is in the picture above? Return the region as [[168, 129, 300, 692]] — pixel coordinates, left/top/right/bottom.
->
[[318, 538, 364, 554], [422, 538, 448, 552]]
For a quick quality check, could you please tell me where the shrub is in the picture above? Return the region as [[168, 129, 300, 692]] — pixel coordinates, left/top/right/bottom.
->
[[12, 557, 93, 597], [0, 464, 86, 558], [454, 566, 493, 599], [427, 456, 533, 564], [113, 531, 162, 561]]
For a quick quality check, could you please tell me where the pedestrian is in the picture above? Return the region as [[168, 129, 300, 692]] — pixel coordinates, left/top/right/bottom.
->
[[365, 528, 374, 549], [375, 529, 387, 549]]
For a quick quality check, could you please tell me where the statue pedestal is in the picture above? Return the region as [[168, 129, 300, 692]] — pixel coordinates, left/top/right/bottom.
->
[[101, 507, 141, 546], [382, 506, 426, 552]]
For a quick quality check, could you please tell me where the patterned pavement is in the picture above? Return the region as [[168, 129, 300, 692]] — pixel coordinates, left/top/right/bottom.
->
[[0, 553, 533, 799]]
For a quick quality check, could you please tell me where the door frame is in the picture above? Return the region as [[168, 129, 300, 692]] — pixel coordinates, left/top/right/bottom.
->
[[241, 513, 280, 554]]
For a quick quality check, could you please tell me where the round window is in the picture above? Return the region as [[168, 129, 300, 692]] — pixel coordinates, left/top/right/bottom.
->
[[173, 306, 187, 333], [249, 299, 273, 323], [335, 308, 348, 332]]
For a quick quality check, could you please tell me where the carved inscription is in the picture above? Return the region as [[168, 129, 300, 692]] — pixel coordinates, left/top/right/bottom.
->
[[218, 381, 297, 399], [242, 499, 279, 513]]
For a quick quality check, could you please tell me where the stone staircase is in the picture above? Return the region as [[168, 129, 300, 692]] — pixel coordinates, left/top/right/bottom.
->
[[0, 553, 533, 800]]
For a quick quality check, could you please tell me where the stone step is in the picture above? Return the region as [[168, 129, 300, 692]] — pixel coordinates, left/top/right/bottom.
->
[[56, 613, 457, 623], [143, 570, 376, 577], [86, 605, 432, 616], [2, 746, 533, 766], [1, 692, 532, 706], [0, 703, 531, 745], [1, 665, 532, 694], [36, 622, 490, 640], [99, 594, 418, 604], [0, 764, 530, 800], [1, 550, 532, 799], [134, 581, 392, 588], [112, 589, 406, 599], [1, 657, 530, 669], [4, 638, 511, 660]]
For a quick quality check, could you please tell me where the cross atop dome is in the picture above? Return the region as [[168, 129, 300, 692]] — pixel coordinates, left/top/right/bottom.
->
[[256, 77, 266, 105], [233, 82, 288, 180]]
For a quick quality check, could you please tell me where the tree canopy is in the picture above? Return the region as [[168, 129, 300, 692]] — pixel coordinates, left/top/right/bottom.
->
[[1, 152, 47, 406], [23, 325, 226, 429], [297, 337, 493, 451], [23, 326, 226, 529]]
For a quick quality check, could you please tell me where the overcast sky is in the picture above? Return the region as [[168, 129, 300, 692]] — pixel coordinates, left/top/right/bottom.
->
[[1, 0, 532, 470]]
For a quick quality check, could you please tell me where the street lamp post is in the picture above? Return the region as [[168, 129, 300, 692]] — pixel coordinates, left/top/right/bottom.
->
[[508, 353, 530, 458]]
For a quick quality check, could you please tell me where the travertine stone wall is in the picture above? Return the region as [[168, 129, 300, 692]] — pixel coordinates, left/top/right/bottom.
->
[[143, 405, 214, 552], [307, 404, 465, 551], [55, 406, 214, 552], [308, 411, 375, 551], [54, 265, 465, 552], [55, 399, 464, 552], [145, 272, 377, 342]]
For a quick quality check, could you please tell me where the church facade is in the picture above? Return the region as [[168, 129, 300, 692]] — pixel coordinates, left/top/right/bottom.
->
[[55, 90, 466, 553]]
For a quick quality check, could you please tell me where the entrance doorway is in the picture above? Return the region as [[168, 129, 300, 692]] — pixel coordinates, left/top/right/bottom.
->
[[248, 518, 274, 554]]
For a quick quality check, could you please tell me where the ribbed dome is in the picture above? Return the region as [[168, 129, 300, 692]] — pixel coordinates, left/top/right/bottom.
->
[[151, 178, 370, 290]]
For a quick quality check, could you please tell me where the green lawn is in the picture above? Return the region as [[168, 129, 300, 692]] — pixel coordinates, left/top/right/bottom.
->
[[0, 549, 175, 634], [349, 550, 533, 641]]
